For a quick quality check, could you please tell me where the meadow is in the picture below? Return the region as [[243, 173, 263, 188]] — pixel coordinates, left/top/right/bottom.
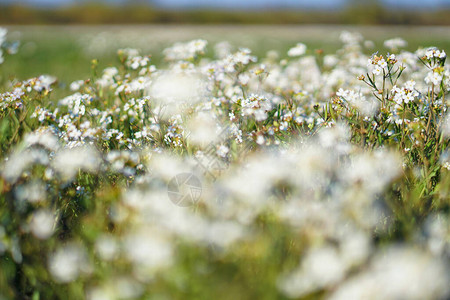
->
[[0, 25, 449, 299], [2, 25, 450, 83]]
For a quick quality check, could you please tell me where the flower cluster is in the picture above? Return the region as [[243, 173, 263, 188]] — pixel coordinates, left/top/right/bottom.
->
[[163, 39, 208, 62], [384, 37, 407, 52], [287, 43, 307, 57], [391, 80, 419, 105], [367, 53, 397, 75], [425, 48, 446, 60]]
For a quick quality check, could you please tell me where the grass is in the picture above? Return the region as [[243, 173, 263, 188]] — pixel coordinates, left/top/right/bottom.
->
[[1, 25, 450, 86]]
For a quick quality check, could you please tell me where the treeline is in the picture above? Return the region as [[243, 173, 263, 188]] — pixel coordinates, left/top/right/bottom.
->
[[0, 3, 450, 25]]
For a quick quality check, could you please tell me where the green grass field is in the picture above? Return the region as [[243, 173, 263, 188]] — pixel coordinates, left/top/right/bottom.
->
[[2, 25, 450, 86]]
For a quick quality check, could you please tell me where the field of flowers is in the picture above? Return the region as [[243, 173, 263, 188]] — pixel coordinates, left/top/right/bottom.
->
[[0, 27, 449, 299]]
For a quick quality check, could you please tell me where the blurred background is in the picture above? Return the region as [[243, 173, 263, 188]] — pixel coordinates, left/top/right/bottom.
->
[[0, 0, 450, 84], [1, 0, 450, 25]]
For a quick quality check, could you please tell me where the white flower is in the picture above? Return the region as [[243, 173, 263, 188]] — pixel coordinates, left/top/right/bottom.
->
[[377, 58, 387, 68], [150, 71, 208, 107], [324, 55, 339, 67], [384, 38, 407, 51], [49, 244, 91, 283], [238, 73, 250, 85], [278, 246, 347, 298], [124, 230, 173, 270], [30, 209, 55, 239], [95, 235, 118, 261], [425, 71, 443, 85], [15, 181, 47, 203], [372, 65, 382, 75], [52, 146, 101, 181], [164, 39, 207, 61], [256, 135, 265, 145], [217, 145, 229, 158], [288, 43, 307, 57], [329, 247, 450, 300], [70, 80, 84, 91], [24, 130, 60, 151], [254, 109, 268, 121], [404, 80, 416, 90]]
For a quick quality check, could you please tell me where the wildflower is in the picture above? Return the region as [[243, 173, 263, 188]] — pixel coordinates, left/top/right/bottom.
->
[[256, 135, 265, 145], [425, 48, 446, 60], [15, 181, 47, 203], [288, 43, 307, 57], [384, 38, 407, 51], [391, 81, 419, 105], [329, 247, 450, 300], [378, 58, 387, 68], [278, 246, 347, 298], [95, 235, 118, 261], [49, 243, 91, 283], [216, 145, 229, 158], [238, 73, 250, 85], [149, 71, 208, 108], [30, 209, 55, 240], [373, 65, 382, 75], [425, 69, 443, 85], [164, 39, 207, 61], [69, 80, 84, 91], [123, 230, 173, 271], [52, 146, 101, 181]]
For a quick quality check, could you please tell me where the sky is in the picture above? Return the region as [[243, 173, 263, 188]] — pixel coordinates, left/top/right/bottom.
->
[[0, 0, 449, 9]]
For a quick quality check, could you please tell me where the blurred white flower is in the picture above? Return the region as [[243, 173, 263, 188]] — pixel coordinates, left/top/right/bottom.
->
[[23, 130, 60, 151], [49, 243, 91, 283], [52, 146, 101, 181], [185, 112, 220, 145], [384, 38, 407, 51], [149, 71, 208, 117], [288, 43, 307, 57], [343, 149, 401, 195], [15, 180, 46, 203], [95, 235, 118, 261], [2, 148, 49, 183], [164, 39, 207, 61], [123, 229, 173, 272], [329, 246, 450, 300], [30, 209, 55, 239], [278, 246, 347, 298]]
